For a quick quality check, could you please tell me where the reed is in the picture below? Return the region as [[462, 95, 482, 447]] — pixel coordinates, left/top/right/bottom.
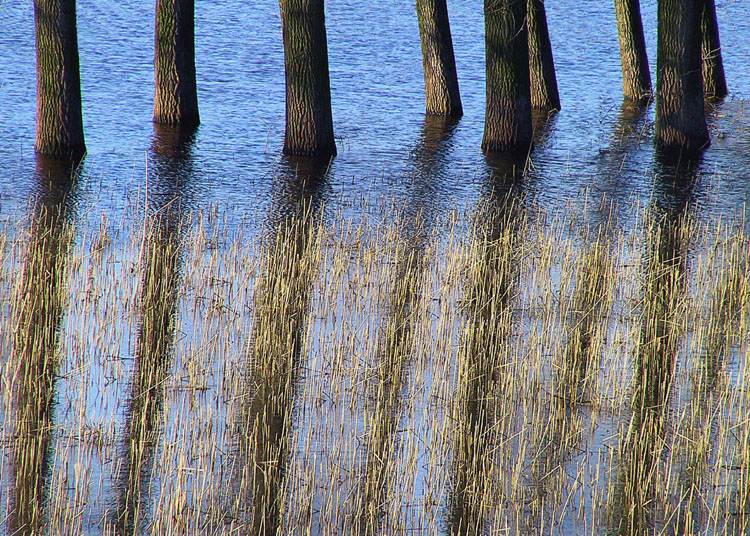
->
[[0, 193, 748, 535]]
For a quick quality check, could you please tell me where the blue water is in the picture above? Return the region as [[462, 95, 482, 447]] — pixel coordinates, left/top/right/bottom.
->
[[1, 2, 750, 534], [1, 0, 749, 228]]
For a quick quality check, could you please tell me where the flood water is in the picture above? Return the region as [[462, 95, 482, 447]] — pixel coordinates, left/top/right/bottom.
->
[[1, 1, 750, 535], [1, 0, 750, 226]]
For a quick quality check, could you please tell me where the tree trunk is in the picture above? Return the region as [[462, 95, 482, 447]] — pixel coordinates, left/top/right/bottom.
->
[[153, 0, 199, 126], [701, 0, 728, 101], [34, 0, 85, 157], [655, 0, 709, 153], [280, 0, 336, 157], [482, 0, 533, 155], [527, 0, 560, 111], [416, 0, 463, 117], [614, 0, 652, 101]]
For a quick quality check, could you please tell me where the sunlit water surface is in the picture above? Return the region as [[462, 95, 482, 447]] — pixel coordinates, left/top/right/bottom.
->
[[1, 1, 750, 534]]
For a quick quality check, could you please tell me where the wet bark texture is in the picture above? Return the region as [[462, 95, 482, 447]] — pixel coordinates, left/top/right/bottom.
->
[[280, 0, 336, 157], [482, 0, 533, 154], [655, 0, 709, 153], [701, 0, 728, 100], [154, 0, 199, 126], [416, 0, 463, 116], [614, 0, 652, 101], [527, 0, 560, 111], [34, 0, 85, 157]]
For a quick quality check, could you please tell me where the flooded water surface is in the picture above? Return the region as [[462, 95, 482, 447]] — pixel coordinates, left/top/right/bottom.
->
[[1, 1, 750, 534]]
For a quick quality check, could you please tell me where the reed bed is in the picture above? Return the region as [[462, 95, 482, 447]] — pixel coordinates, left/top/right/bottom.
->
[[0, 189, 748, 535]]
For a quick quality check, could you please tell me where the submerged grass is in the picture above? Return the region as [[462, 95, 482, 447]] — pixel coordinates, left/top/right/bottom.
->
[[0, 181, 749, 535]]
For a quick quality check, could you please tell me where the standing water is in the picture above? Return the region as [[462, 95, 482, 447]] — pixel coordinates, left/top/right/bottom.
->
[[1, 1, 750, 534]]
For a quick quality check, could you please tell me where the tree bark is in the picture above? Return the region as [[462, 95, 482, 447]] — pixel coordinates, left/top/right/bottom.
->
[[614, 0, 652, 101], [280, 0, 336, 157], [34, 0, 85, 157], [482, 0, 533, 155], [527, 0, 560, 111], [416, 0, 463, 117], [655, 0, 709, 153], [701, 0, 728, 101], [153, 0, 199, 126]]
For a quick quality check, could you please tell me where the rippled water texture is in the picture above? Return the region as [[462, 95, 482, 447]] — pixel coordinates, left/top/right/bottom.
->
[[1, 0, 750, 224], [1, 1, 750, 535]]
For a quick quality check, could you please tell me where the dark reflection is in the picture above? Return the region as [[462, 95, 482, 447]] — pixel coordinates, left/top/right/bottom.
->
[[233, 155, 327, 534], [532, 108, 558, 147], [484, 151, 529, 189], [447, 163, 525, 535], [269, 155, 331, 225], [610, 156, 694, 535], [8, 154, 81, 535], [356, 116, 459, 534], [608, 101, 650, 168], [114, 124, 196, 534], [591, 100, 651, 232], [410, 115, 460, 185], [521, 109, 558, 185]]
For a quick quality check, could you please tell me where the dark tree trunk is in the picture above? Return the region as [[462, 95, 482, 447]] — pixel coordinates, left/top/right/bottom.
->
[[33, 0, 85, 157], [482, 0, 533, 155], [280, 0, 336, 157], [614, 0, 652, 101], [701, 0, 728, 101], [153, 0, 199, 126], [416, 0, 463, 117], [655, 0, 709, 153], [527, 0, 560, 111]]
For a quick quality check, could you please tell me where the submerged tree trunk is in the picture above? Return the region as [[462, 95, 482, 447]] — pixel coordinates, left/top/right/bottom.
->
[[153, 0, 199, 126], [416, 0, 463, 117], [655, 0, 709, 153], [614, 0, 652, 101], [34, 0, 85, 157], [701, 0, 728, 101], [280, 0, 336, 157], [482, 0, 533, 154], [527, 0, 560, 111]]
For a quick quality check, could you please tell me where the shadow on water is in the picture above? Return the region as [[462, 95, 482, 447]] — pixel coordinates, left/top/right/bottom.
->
[[114, 124, 197, 534], [609, 153, 696, 535], [590, 100, 652, 232], [532, 109, 559, 147], [446, 155, 526, 536], [409, 115, 460, 192], [516, 104, 647, 531], [355, 115, 459, 535], [521, 106, 648, 513], [232, 155, 328, 535], [483, 152, 530, 191], [267, 155, 332, 226], [7, 154, 81, 535]]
